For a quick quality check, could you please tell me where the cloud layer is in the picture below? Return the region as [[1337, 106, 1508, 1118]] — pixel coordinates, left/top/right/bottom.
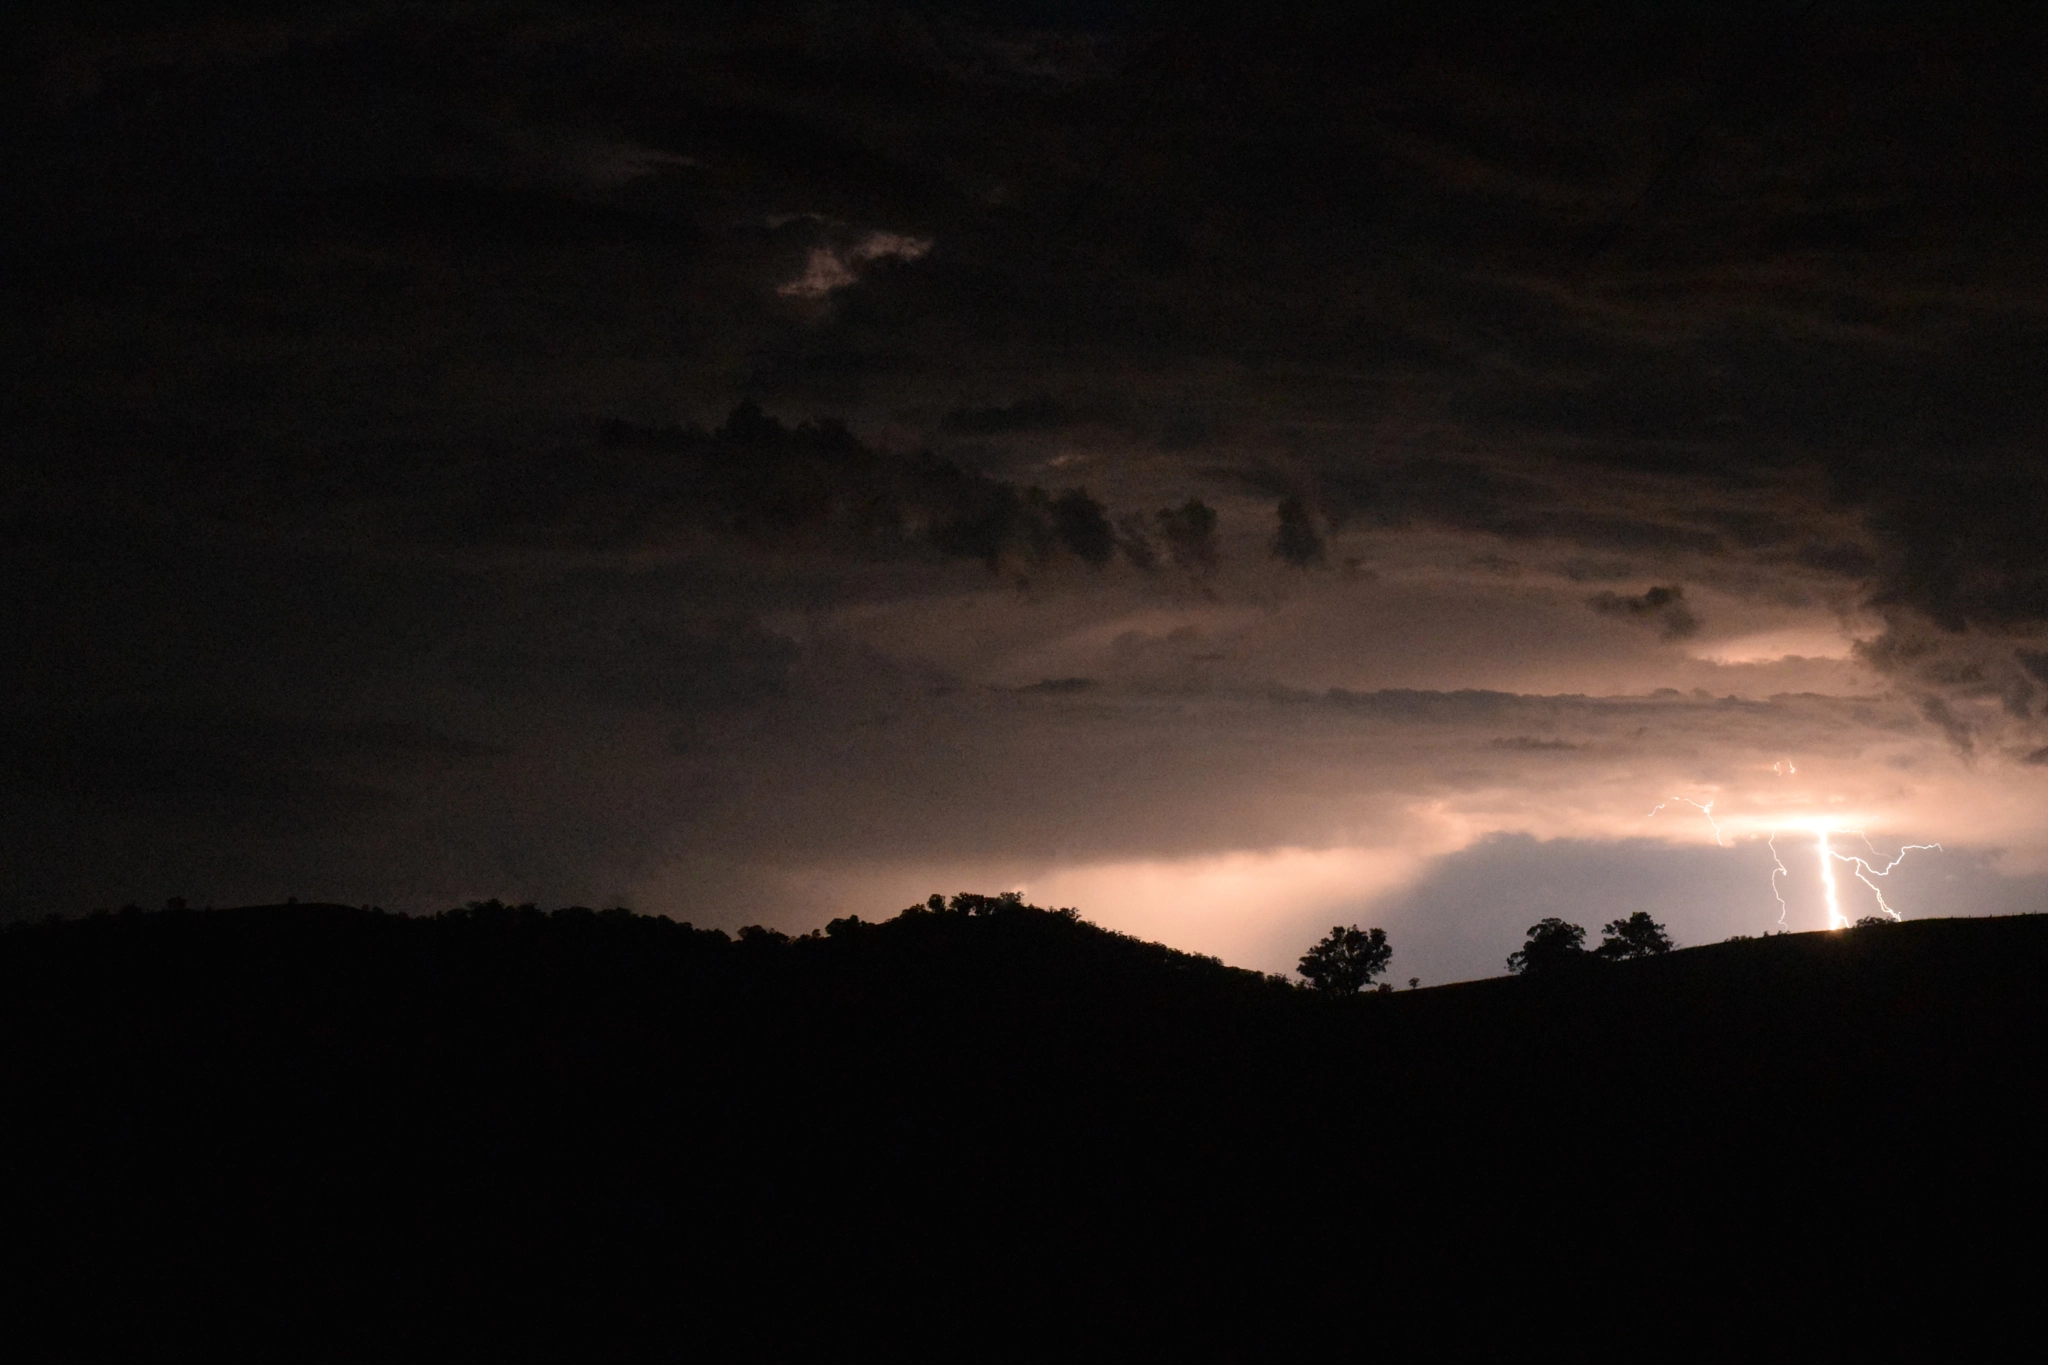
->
[[8, 2, 2048, 978]]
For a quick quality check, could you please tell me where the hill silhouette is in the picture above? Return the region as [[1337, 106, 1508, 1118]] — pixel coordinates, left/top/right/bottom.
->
[[2, 897, 2041, 1349]]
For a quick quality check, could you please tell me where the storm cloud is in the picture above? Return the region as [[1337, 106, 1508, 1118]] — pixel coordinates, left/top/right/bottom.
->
[[8, 1, 2048, 976], [1587, 585, 1701, 641]]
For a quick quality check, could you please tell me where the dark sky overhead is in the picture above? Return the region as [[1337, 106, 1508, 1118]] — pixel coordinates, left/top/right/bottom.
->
[[8, 0, 2048, 980]]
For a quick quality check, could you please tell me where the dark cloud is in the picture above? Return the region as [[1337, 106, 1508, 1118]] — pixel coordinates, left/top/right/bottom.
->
[[1311, 460, 1526, 536], [1587, 586, 1701, 641], [941, 395, 1071, 434], [1918, 695, 1976, 755], [1321, 689, 1525, 723], [1050, 488, 1116, 566], [1111, 512, 1159, 569], [1018, 678, 1096, 694], [1848, 616, 2048, 748], [596, 403, 1167, 571], [9, 0, 2048, 941], [1272, 496, 1326, 567], [1796, 542, 1880, 579], [0, 711, 435, 823], [1154, 499, 1219, 572], [1865, 472, 2048, 632]]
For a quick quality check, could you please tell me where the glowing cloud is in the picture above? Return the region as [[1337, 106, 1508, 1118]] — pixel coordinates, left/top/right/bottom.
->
[[779, 230, 933, 299]]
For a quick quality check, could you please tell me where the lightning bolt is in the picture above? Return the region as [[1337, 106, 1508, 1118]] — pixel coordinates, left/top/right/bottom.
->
[[1767, 829, 1791, 930], [1775, 824, 1942, 930], [1653, 805, 1939, 930], [1816, 827, 1845, 928], [1829, 832, 1945, 923], [1648, 781, 1941, 931], [1649, 797, 1725, 847]]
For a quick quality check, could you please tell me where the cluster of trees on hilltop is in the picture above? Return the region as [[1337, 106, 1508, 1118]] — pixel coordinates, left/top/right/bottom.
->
[[1506, 912, 1676, 976], [1294, 911, 1679, 993]]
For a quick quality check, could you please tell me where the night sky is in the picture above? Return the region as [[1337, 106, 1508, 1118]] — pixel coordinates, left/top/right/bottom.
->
[[9, 1, 2048, 982]]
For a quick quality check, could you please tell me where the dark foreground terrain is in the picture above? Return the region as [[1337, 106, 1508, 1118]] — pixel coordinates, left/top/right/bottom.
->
[[3, 897, 2042, 1350]]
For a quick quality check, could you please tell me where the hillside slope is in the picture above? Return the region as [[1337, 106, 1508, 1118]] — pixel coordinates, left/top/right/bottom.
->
[[2, 900, 2042, 1347]]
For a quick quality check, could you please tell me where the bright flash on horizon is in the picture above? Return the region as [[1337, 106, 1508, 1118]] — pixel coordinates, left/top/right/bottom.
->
[[1790, 820, 1944, 929], [1653, 797, 1943, 931], [1820, 825, 1945, 927], [1815, 827, 1845, 929]]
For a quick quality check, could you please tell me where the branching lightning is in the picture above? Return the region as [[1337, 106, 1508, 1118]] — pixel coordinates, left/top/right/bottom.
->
[[1773, 823, 1941, 929], [1830, 833, 1946, 922], [1649, 797, 1725, 847], [1651, 780, 1942, 931]]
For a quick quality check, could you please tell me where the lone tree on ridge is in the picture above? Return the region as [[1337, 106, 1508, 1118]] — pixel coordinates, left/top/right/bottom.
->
[[1298, 925, 1393, 994], [1595, 911, 1675, 960], [1506, 918, 1587, 976]]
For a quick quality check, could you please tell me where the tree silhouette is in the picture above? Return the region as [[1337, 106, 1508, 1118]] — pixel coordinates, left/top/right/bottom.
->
[[1595, 912, 1675, 960], [1297, 925, 1392, 994], [1507, 918, 1587, 976]]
